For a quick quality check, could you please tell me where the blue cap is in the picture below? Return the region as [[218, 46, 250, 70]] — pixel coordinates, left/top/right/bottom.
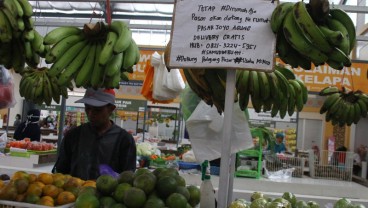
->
[[276, 132, 284, 139]]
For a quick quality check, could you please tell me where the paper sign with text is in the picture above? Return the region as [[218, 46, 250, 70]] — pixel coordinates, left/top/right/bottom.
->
[[169, 0, 276, 70]]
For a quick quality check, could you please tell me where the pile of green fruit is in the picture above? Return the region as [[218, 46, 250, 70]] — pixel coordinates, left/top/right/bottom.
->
[[271, 0, 355, 70], [229, 191, 366, 208], [74, 167, 200, 208]]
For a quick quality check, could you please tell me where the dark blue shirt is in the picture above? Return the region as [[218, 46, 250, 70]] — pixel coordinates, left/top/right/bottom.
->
[[55, 122, 137, 180]]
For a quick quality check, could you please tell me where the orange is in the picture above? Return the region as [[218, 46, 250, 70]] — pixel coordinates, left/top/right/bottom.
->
[[11, 171, 30, 181], [15, 193, 26, 202], [26, 183, 43, 197], [42, 184, 60, 198], [63, 177, 82, 189], [53, 179, 65, 188], [37, 173, 54, 185], [82, 180, 96, 188], [52, 173, 65, 181], [39, 195, 55, 207], [32, 181, 45, 189], [56, 191, 76, 205], [28, 174, 37, 183], [0, 180, 4, 189]]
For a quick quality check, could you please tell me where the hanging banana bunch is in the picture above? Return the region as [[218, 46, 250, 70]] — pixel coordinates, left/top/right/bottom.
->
[[236, 65, 308, 118], [271, 0, 355, 70], [19, 67, 70, 106], [43, 21, 139, 90], [319, 87, 368, 126], [0, 0, 48, 73]]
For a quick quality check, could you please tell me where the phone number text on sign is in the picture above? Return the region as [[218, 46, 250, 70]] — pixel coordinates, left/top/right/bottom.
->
[[169, 0, 276, 71]]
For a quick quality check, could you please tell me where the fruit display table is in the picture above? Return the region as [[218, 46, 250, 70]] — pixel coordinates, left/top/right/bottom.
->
[[0, 151, 57, 169]]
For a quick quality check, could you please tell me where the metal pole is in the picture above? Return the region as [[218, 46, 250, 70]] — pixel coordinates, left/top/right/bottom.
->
[[217, 69, 236, 208], [57, 96, 66, 156]]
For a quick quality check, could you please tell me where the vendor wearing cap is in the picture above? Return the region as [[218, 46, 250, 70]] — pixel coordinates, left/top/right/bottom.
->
[[269, 132, 287, 154], [54, 88, 137, 180]]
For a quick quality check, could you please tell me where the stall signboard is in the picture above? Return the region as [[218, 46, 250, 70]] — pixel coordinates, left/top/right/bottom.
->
[[128, 49, 163, 81], [37, 104, 61, 111], [114, 99, 147, 111], [277, 59, 368, 93], [168, 0, 276, 70], [248, 108, 297, 123]]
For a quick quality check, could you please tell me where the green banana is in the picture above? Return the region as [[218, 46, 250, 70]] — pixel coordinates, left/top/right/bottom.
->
[[0, 10, 13, 42], [48, 40, 88, 77], [17, 17, 25, 31], [120, 71, 130, 81], [326, 59, 344, 71], [34, 72, 44, 98], [110, 21, 132, 54], [275, 65, 296, 80], [345, 102, 355, 126], [17, 0, 34, 17], [257, 71, 270, 101], [328, 47, 352, 67], [356, 98, 367, 118], [203, 69, 226, 113], [274, 70, 290, 99], [287, 81, 296, 116], [279, 96, 288, 119], [3, 0, 23, 17], [105, 52, 124, 77], [352, 102, 362, 124], [43, 75, 53, 106], [289, 79, 304, 111], [122, 39, 139, 70], [318, 25, 343, 46], [327, 96, 343, 116], [320, 92, 341, 114], [75, 42, 97, 88], [237, 70, 250, 111], [283, 11, 328, 65], [319, 86, 340, 96], [2, 7, 19, 31], [270, 2, 294, 33], [11, 39, 26, 73], [295, 79, 308, 104], [90, 42, 104, 89], [44, 26, 82, 45], [31, 30, 44, 53], [49, 33, 86, 62], [23, 29, 35, 41], [326, 17, 350, 55], [329, 8, 356, 53], [249, 71, 260, 100], [266, 71, 280, 100], [57, 43, 91, 86], [99, 31, 118, 66], [293, 1, 332, 53], [251, 97, 263, 113], [49, 76, 61, 104]]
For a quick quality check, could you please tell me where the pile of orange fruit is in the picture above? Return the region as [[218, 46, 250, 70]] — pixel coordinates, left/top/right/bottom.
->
[[0, 171, 96, 207]]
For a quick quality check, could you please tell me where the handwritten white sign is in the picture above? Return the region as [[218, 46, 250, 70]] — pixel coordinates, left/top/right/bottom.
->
[[169, 0, 276, 71]]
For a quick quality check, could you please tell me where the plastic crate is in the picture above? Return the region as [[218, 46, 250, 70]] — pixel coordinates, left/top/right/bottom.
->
[[178, 161, 200, 170]]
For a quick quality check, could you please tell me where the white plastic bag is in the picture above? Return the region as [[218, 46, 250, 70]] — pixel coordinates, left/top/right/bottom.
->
[[163, 68, 185, 93], [151, 52, 178, 100], [186, 101, 253, 164]]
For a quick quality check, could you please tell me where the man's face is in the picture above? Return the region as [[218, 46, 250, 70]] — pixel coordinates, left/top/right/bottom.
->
[[85, 104, 115, 127], [276, 137, 283, 144]]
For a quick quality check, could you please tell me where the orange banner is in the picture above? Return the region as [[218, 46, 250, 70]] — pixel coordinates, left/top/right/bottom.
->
[[129, 49, 164, 81], [277, 59, 368, 94]]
